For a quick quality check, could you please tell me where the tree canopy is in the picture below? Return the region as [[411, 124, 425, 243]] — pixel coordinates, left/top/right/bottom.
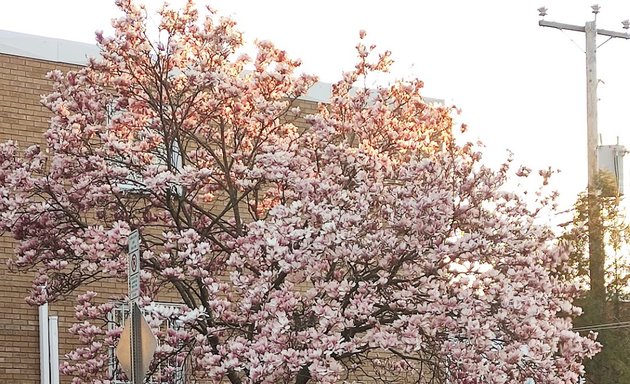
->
[[0, 0, 599, 383]]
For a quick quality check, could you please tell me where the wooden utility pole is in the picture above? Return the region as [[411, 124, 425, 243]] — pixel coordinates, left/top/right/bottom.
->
[[539, 5, 630, 383], [539, 6, 630, 305], [539, 9, 630, 186], [584, 20, 598, 193]]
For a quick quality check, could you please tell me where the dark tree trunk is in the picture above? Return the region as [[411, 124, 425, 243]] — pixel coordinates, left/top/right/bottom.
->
[[295, 365, 311, 384]]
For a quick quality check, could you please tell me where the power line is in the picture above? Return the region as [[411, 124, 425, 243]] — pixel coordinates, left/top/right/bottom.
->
[[572, 320, 630, 332]]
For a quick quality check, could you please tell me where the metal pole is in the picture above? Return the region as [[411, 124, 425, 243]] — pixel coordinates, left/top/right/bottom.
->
[[38, 303, 50, 384], [48, 316, 60, 384], [128, 228, 142, 384], [131, 303, 143, 384]]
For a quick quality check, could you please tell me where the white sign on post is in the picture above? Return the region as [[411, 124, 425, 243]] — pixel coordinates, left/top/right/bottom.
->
[[128, 229, 140, 302]]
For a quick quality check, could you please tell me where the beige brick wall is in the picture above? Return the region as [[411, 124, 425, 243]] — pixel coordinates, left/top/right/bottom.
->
[[0, 51, 326, 383], [0, 52, 75, 383], [0, 52, 201, 383]]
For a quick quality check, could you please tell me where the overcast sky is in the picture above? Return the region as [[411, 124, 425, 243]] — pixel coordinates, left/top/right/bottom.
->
[[3, 0, 630, 211]]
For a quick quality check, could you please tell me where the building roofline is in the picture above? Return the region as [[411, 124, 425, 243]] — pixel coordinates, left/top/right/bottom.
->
[[0, 29, 100, 66], [0, 29, 442, 105]]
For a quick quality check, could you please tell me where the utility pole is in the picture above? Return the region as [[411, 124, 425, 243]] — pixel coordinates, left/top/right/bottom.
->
[[538, 5, 630, 383]]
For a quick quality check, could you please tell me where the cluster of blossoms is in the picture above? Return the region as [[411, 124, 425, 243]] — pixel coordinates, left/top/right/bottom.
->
[[0, 0, 598, 383]]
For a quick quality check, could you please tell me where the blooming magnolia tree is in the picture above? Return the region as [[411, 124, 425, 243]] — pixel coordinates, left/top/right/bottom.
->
[[0, 0, 598, 383]]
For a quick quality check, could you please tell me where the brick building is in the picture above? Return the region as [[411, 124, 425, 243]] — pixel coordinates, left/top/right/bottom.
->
[[0, 30, 101, 384], [0, 29, 317, 384], [0, 28, 449, 383], [0, 28, 388, 384]]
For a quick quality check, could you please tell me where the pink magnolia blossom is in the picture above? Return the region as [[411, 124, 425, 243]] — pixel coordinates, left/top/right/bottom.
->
[[0, 1, 598, 383]]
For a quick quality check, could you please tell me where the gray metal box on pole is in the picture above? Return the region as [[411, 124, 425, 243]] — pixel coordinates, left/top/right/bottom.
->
[[597, 144, 626, 195]]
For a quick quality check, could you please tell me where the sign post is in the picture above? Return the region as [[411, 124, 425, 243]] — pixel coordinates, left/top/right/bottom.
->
[[115, 229, 156, 384], [128, 229, 141, 384]]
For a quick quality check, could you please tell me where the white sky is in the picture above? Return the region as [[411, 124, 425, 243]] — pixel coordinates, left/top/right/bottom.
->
[[2, 0, 630, 212]]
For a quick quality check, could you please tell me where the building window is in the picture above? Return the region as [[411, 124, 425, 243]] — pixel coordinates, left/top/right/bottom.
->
[[108, 302, 187, 384], [106, 103, 184, 195], [115, 137, 183, 195]]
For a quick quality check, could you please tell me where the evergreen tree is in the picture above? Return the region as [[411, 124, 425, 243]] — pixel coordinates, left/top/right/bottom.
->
[[561, 172, 630, 383]]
